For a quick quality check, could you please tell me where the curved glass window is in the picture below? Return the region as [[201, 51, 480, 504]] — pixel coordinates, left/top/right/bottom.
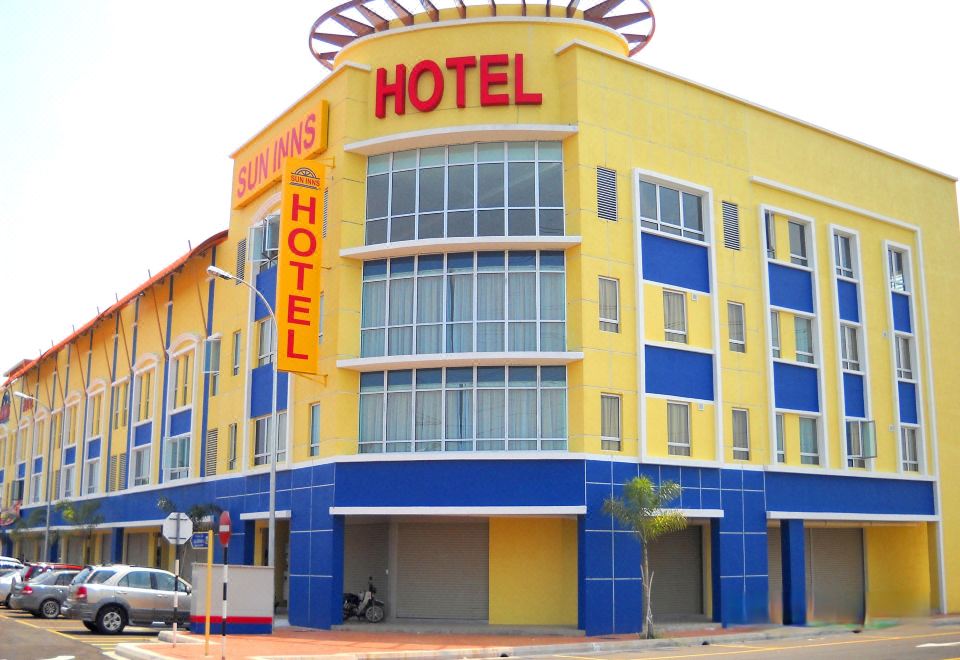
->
[[361, 251, 565, 358], [359, 366, 567, 453], [365, 141, 564, 244]]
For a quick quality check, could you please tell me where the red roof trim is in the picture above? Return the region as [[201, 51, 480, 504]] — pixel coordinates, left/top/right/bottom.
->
[[2, 230, 229, 388]]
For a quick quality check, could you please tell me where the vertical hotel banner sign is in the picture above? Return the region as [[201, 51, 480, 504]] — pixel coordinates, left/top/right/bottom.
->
[[276, 159, 326, 374]]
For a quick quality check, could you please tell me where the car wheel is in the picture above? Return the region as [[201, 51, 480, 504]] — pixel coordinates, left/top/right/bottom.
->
[[39, 599, 61, 619], [96, 605, 127, 635], [82, 621, 98, 632], [365, 604, 384, 623]]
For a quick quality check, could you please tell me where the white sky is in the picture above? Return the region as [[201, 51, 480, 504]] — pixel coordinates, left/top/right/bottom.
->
[[1, 0, 957, 373]]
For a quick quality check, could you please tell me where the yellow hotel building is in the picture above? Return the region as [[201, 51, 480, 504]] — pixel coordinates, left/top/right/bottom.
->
[[1, 1, 959, 634]]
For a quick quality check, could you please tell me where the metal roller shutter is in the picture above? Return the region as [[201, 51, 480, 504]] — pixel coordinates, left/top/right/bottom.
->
[[126, 533, 149, 566], [648, 526, 703, 618], [396, 522, 488, 620], [807, 528, 864, 623], [343, 523, 390, 607], [65, 537, 84, 564], [768, 528, 783, 624]]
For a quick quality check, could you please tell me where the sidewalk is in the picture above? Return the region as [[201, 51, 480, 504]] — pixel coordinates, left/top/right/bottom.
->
[[113, 621, 863, 660]]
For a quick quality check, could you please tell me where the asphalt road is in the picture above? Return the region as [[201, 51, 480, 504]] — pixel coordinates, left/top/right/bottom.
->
[[507, 622, 960, 660], [0, 608, 160, 660]]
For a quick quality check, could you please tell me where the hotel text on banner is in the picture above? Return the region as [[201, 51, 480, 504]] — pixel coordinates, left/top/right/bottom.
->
[[276, 159, 326, 374]]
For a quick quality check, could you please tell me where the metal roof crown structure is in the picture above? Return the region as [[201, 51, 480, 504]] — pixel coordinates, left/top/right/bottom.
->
[[309, 0, 656, 68]]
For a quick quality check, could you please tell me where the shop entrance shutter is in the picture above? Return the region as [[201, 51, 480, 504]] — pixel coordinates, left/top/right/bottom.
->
[[126, 533, 149, 566], [64, 537, 84, 564], [343, 522, 390, 608], [396, 522, 488, 620], [768, 528, 783, 624], [648, 526, 703, 618], [807, 528, 864, 623]]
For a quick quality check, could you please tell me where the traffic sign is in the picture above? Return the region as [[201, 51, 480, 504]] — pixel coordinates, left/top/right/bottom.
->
[[191, 532, 209, 549], [218, 510, 232, 547], [162, 512, 194, 545]]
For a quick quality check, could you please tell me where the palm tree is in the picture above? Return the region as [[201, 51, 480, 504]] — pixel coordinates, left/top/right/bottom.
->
[[602, 476, 687, 639]]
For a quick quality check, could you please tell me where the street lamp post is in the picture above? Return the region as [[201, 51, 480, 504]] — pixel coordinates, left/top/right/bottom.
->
[[207, 265, 280, 570], [12, 391, 51, 560]]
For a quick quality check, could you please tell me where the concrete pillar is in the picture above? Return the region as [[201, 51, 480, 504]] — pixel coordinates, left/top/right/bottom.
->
[[110, 528, 124, 564]]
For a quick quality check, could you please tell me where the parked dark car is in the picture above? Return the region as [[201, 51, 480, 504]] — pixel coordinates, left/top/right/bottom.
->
[[1, 563, 84, 608], [9, 569, 80, 618]]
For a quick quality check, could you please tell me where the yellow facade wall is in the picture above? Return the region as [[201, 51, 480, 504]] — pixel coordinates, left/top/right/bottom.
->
[[488, 517, 578, 625], [865, 524, 932, 618]]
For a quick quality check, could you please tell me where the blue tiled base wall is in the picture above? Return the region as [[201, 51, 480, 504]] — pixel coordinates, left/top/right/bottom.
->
[[10, 459, 935, 636]]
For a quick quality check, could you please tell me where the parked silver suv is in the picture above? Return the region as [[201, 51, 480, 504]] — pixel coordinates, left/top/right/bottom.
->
[[61, 565, 191, 634]]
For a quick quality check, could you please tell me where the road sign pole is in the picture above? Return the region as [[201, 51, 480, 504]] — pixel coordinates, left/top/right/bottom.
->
[[205, 529, 213, 656], [218, 510, 232, 660], [173, 514, 180, 647]]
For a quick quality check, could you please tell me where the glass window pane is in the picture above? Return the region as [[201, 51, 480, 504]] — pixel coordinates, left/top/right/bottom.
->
[[539, 208, 564, 236], [448, 144, 474, 164], [445, 388, 473, 440], [415, 390, 442, 441], [682, 192, 702, 232], [508, 162, 536, 207], [386, 392, 412, 442], [476, 323, 504, 352], [418, 167, 444, 212], [368, 154, 390, 175], [538, 162, 563, 207], [477, 389, 505, 439], [508, 208, 536, 236], [447, 210, 474, 237], [366, 174, 388, 219], [447, 165, 475, 210], [393, 150, 417, 169], [477, 163, 505, 208], [391, 170, 416, 216], [639, 181, 657, 220], [390, 215, 414, 241], [359, 393, 384, 443], [540, 272, 565, 321], [658, 187, 681, 226], [541, 389, 566, 439], [508, 272, 536, 320], [509, 389, 537, 438], [538, 141, 562, 161], [418, 213, 443, 239], [477, 142, 504, 162], [420, 147, 444, 167], [477, 209, 505, 236], [365, 218, 387, 244], [508, 141, 535, 160]]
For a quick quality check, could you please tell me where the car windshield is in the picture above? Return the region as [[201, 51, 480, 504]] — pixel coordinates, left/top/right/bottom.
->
[[71, 567, 93, 585], [87, 569, 116, 584]]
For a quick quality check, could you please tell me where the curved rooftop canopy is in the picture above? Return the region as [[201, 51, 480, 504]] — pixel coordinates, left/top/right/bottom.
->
[[309, 0, 656, 69]]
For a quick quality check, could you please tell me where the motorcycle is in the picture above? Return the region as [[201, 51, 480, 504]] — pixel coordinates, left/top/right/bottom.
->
[[343, 576, 385, 623]]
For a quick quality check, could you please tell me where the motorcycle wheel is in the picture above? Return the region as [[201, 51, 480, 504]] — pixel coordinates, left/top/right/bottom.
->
[[365, 604, 385, 623]]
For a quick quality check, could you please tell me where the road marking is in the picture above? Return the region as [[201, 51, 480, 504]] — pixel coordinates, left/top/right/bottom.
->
[[918, 642, 960, 647]]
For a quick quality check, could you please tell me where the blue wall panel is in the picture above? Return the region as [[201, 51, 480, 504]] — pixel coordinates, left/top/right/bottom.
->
[[766, 471, 934, 515], [86, 438, 101, 460], [64, 446, 76, 465], [335, 459, 585, 508], [169, 410, 191, 437], [254, 266, 277, 321], [892, 292, 912, 333], [250, 366, 289, 418], [33, 457, 42, 474], [843, 373, 865, 418], [644, 346, 714, 401], [641, 233, 711, 293], [17, 463, 25, 479], [837, 280, 860, 322], [899, 381, 919, 424], [768, 263, 814, 313], [773, 362, 819, 412], [134, 422, 152, 447]]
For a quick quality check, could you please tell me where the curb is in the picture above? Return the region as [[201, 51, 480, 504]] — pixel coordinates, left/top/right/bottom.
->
[[115, 623, 858, 660]]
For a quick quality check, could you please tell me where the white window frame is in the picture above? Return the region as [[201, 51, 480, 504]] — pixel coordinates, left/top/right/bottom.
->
[[770, 311, 781, 359], [250, 212, 281, 268], [61, 464, 75, 499], [600, 394, 622, 451], [165, 434, 191, 481], [132, 445, 151, 487], [788, 220, 808, 267], [257, 319, 276, 367], [637, 177, 706, 242], [112, 379, 129, 431], [731, 408, 749, 460], [133, 362, 157, 425], [728, 301, 745, 353], [840, 324, 861, 372], [309, 403, 321, 457], [64, 399, 80, 448], [252, 413, 288, 466], [895, 334, 914, 381], [775, 413, 785, 463], [764, 211, 777, 259], [598, 277, 620, 333], [833, 232, 856, 279], [228, 423, 238, 470], [85, 387, 105, 440], [901, 425, 921, 472], [667, 401, 691, 456], [663, 290, 687, 344], [84, 455, 100, 495], [30, 470, 42, 504], [231, 330, 242, 376], [204, 335, 222, 397], [888, 247, 909, 292], [798, 416, 820, 465], [794, 315, 815, 365], [169, 344, 196, 412], [846, 419, 865, 469]]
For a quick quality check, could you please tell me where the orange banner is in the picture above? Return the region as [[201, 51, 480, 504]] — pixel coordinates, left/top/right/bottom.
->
[[276, 159, 326, 374]]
